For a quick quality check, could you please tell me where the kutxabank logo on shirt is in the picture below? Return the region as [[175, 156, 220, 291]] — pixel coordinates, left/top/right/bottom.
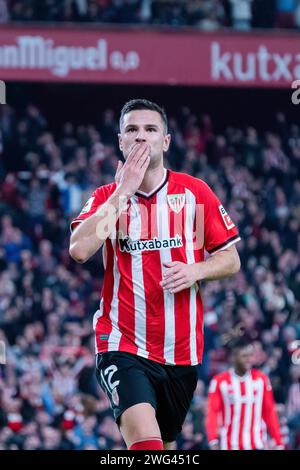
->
[[118, 233, 183, 253], [93, 202, 205, 249]]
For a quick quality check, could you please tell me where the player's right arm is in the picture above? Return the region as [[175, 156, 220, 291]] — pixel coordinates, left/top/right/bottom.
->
[[69, 143, 150, 263], [206, 377, 222, 450]]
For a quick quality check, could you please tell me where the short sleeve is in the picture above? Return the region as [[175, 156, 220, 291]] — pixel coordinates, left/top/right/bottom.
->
[[70, 183, 116, 232], [201, 183, 240, 254]]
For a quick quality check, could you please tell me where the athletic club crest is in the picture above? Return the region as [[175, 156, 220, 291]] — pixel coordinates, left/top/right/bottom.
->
[[167, 194, 185, 213]]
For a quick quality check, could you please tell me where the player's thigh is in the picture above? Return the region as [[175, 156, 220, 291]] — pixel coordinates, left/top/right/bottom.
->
[[120, 402, 161, 448], [95, 351, 158, 427]]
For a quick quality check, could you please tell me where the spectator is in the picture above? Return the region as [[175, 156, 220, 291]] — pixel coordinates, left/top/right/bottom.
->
[[276, 0, 296, 27], [2, 0, 298, 30], [0, 0, 9, 23], [229, 0, 253, 30]]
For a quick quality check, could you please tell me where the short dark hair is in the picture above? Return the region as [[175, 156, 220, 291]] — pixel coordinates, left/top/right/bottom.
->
[[230, 338, 253, 353], [119, 98, 168, 133]]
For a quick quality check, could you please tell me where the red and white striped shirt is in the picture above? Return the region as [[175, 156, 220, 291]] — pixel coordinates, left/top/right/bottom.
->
[[71, 170, 240, 366], [206, 369, 283, 449]]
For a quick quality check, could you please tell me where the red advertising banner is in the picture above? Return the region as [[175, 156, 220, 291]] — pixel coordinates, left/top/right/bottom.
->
[[0, 26, 299, 87]]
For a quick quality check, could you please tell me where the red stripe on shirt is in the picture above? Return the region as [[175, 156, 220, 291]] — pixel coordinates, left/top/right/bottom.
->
[[116, 210, 138, 355], [95, 239, 114, 352]]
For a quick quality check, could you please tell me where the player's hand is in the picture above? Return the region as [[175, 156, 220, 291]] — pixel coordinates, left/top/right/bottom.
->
[[115, 142, 150, 198], [160, 261, 200, 293]]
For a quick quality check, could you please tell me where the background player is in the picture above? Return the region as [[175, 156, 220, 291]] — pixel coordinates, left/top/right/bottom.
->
[[206, 340, 284, 450]]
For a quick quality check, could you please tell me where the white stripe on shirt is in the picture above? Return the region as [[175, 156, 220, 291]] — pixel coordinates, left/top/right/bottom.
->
[[185, 188, 197, 365], [157, 185, 175, 365], [108, 239, 121, 350], [243, 374, 253, 449], [129, 198, 148, 358], [253, 377, 264, 450], [231, 374, 242, 449]]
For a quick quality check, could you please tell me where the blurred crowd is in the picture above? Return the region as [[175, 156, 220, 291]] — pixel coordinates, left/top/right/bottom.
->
[[0, 100, 300, 450], [1, 0, 300, 30]]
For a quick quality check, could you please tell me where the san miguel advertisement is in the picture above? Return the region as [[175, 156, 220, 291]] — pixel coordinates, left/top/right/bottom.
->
[[0, 26, 299, 87]]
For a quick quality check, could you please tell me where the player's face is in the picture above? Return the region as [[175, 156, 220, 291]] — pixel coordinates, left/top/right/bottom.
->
[[118, 110, 171, 166], [234, 345, 254, 372]]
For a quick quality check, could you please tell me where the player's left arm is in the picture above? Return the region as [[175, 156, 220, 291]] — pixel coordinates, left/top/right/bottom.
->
[[262, 376, 284, 449], [161, 182, 240, 293], [161, 244, 240, 293]]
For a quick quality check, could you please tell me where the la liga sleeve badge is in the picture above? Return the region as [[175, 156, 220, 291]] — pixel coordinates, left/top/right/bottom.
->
[[218, 204, 235, 229]]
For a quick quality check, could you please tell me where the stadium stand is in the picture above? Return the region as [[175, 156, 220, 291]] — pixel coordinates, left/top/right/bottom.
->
[[0, 0, 299, 30]]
